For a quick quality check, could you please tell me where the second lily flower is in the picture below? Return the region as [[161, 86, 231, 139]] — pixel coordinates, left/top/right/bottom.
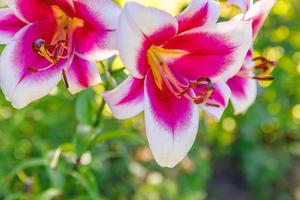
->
[[0, 0, 121, 108], [103, 0, 252, 167]]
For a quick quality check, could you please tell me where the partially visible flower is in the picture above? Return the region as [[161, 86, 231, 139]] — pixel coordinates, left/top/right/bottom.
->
[[0, 0, 120, 108], [227, 0, 277, 114], [227, 0, 253, 13], [103, 0, 252, 167]]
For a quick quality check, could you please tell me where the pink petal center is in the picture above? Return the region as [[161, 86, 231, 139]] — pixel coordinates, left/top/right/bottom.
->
[[27, 5, 85, 87], [146, 45, 221, 107]]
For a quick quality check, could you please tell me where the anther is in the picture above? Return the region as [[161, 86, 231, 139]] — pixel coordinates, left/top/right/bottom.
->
[[252, 56, 276, 82], [32, 39, 46, 53], [28, 67, 39, 73], [29, 39, 68, 73], [205, 102, 220, 107], [194, 96, 205, 104], [252, 76, 274, 81]]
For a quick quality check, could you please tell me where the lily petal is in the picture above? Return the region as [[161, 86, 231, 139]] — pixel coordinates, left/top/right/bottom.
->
[[66, 55, 101, 95], [117, 2, 178, 78], [0, 20, 64, 109], [227, 73, 257, 114], [200, 82, 231, 121], [7, 0, 54, 23], [176, 0, 220, 33], [163, 20, 252, 82], [227, 0, 253, 13], [49, 0, 76, 16], [73, 0, 121, 61], [144, 72, 199, 168], [0, 8, 25, 44], [102, 76, 144, 120], [245, 0, 276, 39]]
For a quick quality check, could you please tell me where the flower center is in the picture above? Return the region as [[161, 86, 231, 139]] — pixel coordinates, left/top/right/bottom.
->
[[147, 46, 219, 107], [28, 6, 84, 87], [237, 56, 276, 81]]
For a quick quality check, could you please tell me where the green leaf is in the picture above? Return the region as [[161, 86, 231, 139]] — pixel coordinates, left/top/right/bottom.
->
[[75, 89, 95, 125], [0, 45, 4, 54], [74, 126, 93, 157], [69, 171, 103, 200], [7, 158, 48, 183], [38, 188, 62, 200], [4, 193, 27, 200], [90, 130, 142, 147]]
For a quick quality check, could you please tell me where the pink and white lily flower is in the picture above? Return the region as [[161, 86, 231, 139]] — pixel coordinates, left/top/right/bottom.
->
[[0, 0, 121, 108], [227, 0, 276, 114], [103, 0, 252, 167]]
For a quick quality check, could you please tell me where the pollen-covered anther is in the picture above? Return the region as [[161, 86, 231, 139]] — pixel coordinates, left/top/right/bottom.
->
[[252, 56, 276, 82], [179, 78, 219, 107]]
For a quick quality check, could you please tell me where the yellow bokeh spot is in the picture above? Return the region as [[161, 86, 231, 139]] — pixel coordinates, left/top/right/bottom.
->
[[222, 117, 236, 132], [220, 2, 240, 19], [273, 0, 294, 19], [297, 62, 300, 74], [263, 46, 284, 61], [289, 34, 300, 49], [273, 26, 290, 42], [292, 104, 300, 120], [259, 81, 272, 88]]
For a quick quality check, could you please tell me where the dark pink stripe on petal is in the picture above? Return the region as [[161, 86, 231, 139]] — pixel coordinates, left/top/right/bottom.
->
[[244, 0, 276, 39], [73, 0, 120, 60], [102, 76, 144, 119], [0, 8, 25, 43], [227, 74, 248, 98], [145, 72, 194, 133], [69, 57, 90, 88], [178, 3, 209, 33], [9, 0, 54, 22], [164, 32, 234, 81], [251, 14, 264, 38], [136, 25, 179, 77], [50, 0, 75, 17], [74, 27, 108, 56], [67, 56, 101, 94], [117, 78, 144, 105], [144, 71, 199, 167]]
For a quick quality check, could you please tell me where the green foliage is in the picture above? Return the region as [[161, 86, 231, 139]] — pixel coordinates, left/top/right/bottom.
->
[[0, 0, 300, 199]]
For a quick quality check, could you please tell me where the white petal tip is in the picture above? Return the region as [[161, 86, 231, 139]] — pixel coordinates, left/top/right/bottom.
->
[[154, 154, 185, 168]]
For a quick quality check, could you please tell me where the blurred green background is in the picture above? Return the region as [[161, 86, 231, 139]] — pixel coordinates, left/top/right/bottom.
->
[[0, 0, 299, 199]]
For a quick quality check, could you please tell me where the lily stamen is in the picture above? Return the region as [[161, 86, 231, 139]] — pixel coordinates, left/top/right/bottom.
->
[[252, 56, 276, 82], [28, 39, 68, 72], [147, 46, 218, 107]]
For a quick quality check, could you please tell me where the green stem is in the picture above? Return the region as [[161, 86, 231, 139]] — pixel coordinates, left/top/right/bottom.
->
[[93, 99, 106, 128]]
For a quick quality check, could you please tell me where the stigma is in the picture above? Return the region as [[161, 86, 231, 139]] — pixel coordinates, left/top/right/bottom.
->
[[147, 46, 219, 107]]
